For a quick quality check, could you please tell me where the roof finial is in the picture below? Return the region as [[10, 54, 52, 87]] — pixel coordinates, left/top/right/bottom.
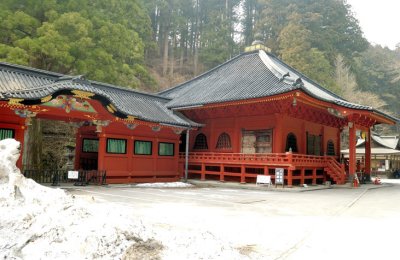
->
[[244, 33, 271, 53]]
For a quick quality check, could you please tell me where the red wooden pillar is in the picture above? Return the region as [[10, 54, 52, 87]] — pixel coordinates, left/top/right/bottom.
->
[[152, 137, 158, 179], [287, 169, 293, 187], [348, 122, 356, 179], [15, 124, 26, 170], [273, 114, 284, 153], [97, 133, 107, 171], [200, 163, 205, 180], [74, 127, 82, 170], [365, 127, 371, 177], [240, 165, 246, 184], [127, 136, 134, 180], [301, 122, 306, 153], [264, 165, 269, 175], [300, 168, 305, 185], [321, 126, 325, 155], [337, 128, 341, 158], [312, 168, 317, 185], [219, 163, 224, 182]]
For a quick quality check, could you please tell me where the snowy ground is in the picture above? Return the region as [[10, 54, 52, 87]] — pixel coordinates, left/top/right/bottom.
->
[[3, 179, 400, 259], [135, 182, 193, 188], [0, 182, 242, 259], [2, 172, 400, 260], [0, 139, 241, 259], [3, 138, 399, 259], [67, 181, 400, 260], [2, 136, 400, 260]]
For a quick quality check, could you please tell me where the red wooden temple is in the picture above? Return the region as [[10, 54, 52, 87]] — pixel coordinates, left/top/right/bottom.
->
[[0, 42, 397, 186]]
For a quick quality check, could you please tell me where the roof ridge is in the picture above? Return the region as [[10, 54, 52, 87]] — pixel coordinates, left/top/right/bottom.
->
[[0, 61, 63, 78], [90, 81, 172, 102], [263, 52, 345, 101], [158, 51, 259, 96], [0, 61, 172, 102]]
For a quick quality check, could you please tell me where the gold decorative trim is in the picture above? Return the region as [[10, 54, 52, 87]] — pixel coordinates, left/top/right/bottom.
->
[[41, 95, 52, 103], [71, 90, 95, 99], [8, 98, 24, 105], [107, 104, 116, 113], [126, 115, 136, 121]]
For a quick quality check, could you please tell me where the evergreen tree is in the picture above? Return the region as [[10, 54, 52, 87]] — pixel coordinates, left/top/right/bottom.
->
[[0, 0, 154, 89]]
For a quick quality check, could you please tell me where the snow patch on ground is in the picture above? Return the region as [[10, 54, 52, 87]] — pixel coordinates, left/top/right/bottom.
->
[[372, 177, 400, 184], [0, 139, 241, 259], [135, 182, 193, 188]]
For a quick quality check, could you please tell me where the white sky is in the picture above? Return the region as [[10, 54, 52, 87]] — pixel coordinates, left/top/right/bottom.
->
[[346, 0, 400, 49]]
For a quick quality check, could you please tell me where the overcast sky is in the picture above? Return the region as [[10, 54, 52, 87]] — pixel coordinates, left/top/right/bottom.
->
[[346, 0, 399, 49]]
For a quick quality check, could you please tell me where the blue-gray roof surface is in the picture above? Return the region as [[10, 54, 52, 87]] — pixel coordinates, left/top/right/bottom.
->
[[160, 50, 367, 110], [160, 49, 397, 123], [0, 62, 197, 127]]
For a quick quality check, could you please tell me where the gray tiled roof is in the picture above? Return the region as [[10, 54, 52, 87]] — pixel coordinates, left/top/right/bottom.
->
[[160, 50, 397, 123], [357, 134, 400, 149], [160, 51, 296, 107], [0, 62, 197, 127]]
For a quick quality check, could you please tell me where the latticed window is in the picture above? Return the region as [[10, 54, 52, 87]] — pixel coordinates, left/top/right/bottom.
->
[[82, 138, 99, 153], [159, 142, 174, 156], [306, 133, 322, 156], [0, 128, 14, 140], [327, 140, 335, 156], [193, 133, 208, 150], [285, 133, 298, 152], [135, 140, 152, 155], [106, 138, 127, 154], [216, 132, 232, 149]]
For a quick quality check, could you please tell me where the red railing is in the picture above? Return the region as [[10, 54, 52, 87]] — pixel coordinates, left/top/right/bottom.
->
[[180, 152, 292, 165], [179, 152, 346, 185]]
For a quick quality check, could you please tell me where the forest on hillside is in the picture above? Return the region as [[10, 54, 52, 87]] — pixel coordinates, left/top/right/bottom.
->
[[1, 0, 400, 129]]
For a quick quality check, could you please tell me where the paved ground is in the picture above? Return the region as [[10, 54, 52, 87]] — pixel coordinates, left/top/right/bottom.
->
[[64, 182, 400, 259]]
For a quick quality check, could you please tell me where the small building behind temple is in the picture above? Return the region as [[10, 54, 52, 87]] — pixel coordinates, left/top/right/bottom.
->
[[341, 133, 400, 174]]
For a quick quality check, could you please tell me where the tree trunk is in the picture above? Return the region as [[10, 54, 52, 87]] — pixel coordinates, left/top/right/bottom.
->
[[193, 0, 200, 76], [26, 118, 43, 170], [162, 28, 169, 76], [169, 34, 175, 77]]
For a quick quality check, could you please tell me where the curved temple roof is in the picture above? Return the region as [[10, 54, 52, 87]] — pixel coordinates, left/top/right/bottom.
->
[[1, 47, 398, 127], [160, 50, 397, 124], [0, 62, 198, 128]]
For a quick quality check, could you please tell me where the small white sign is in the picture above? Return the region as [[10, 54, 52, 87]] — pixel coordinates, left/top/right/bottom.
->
[[275, 168, 284, 185], [385, 160, 390, 170], [68, 171, 79, 179], [256, 175, 271, 186]]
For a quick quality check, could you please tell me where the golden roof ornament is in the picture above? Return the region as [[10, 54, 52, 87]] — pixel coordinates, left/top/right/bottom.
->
[[71, 90, 95, 99]]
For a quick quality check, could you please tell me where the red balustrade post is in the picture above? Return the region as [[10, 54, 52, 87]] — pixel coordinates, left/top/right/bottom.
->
[[264, 166, 269, 175], [287, 168, 293, 187], [312, 168, 317, 185], [219, 163, 224, 182], [300, 168, 305, 185], [286, 151, 293, 165], [201, 163, 205, 181], [240, 165, 246, 184], [365, 128, 371, 181]]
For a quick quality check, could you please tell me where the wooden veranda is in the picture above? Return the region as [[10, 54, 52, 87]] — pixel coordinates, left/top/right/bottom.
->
[[179, 152, 346, 186]]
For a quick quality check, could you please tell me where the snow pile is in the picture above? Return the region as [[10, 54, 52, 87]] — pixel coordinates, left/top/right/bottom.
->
[[0, 139, 242, 259], [135, 182, 193, 188], [0, 139, 152, 259]]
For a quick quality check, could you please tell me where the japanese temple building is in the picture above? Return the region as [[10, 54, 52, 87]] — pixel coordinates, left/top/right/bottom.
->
[[0, 43, 397, 186], [341, 133, 400, 174]]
